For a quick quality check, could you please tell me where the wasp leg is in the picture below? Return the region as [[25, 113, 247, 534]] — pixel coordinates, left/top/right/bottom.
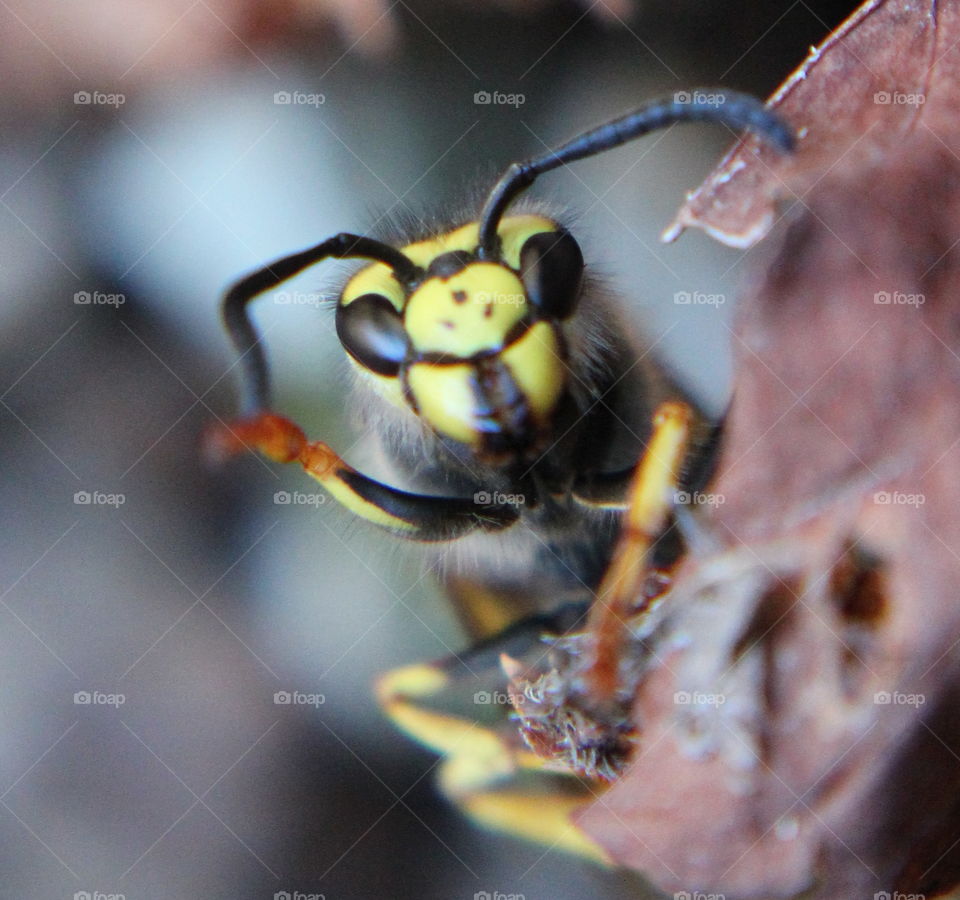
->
[[222, 233, 420, 416], [374, 606, 610, 863], [212, 238, 510, 540], [584, 400, 692, 702], [375, 660, 545, 785], [491, 404, 692, 781], [571, 414, 720, 512], [205, 412, 518, 541], [445, 766, 611, 864], [375, 603, 587, 769]]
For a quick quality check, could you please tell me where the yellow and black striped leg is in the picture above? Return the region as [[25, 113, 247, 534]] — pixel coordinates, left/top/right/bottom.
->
[[365, 405, 693, 856], [205, 411, 518, 540], [374, 610, 611, 863], [496, 401, 694, 782], [584, 400, 692, 702]]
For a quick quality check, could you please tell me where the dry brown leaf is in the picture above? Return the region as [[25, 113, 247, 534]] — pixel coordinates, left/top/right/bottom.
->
[[664, 0, 960, 248], [581, 129, 960, 899], [571, 1, 960, 896]]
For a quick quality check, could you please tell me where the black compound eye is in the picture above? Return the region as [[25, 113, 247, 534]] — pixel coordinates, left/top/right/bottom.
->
[[518, 228, 584, 320], [335, 293, 410, 376]]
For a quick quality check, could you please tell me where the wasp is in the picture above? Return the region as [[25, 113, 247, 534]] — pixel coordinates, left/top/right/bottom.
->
[[208, 91, 793, 862]]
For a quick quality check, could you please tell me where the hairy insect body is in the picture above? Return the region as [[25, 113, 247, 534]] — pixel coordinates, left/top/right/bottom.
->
[[341, 213, 685, 628], [213, 89, 793, 856]]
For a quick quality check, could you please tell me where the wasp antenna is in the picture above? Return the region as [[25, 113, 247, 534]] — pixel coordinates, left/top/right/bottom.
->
[[477, 89, 795, 257], [223, 233, 421, 416]]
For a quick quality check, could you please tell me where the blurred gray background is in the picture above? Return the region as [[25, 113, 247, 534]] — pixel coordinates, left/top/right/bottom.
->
[[0, 1, 854, 898]]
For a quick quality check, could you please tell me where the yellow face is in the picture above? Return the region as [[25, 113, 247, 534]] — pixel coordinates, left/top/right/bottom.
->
[[336, 215, 580, 461], [404, 263, 528, 358]]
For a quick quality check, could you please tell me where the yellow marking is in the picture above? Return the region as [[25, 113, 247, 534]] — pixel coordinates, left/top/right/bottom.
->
[[459, 789, 612, 864], [396, 215, 556, 271], [404, 264, 527, 356], [577, 495, 629, 511], [406, 362, 480, 446], [499, 321, 565, 425], [327, 478, 418, 532], [341, 214, 557, 308], [451, 581, 528, 639], [376, 663, 449, 701], [437, 742, 517, 802], [382, 698, 512, 768], [402, 221, 478, 269], [624, 401, 691, 535], [341, 262, 406, 311], [300, 454, 419, 534], [375, 655, 610, 862], [377, 663, 514, 782], [497, 215, 558, 269], [587, 401, 692, 698], [376, 664, 556, 777], [597, 402, 691, 598]]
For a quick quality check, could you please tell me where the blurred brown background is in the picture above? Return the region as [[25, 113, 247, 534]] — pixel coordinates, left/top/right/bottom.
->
[[0, 1, 854, 898]]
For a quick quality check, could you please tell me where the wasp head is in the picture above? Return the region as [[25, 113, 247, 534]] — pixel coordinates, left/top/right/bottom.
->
[[335, 215, 584, 464]]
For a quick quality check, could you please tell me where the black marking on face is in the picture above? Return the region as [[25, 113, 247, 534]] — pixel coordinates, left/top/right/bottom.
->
[[427, 250, 475, 280]]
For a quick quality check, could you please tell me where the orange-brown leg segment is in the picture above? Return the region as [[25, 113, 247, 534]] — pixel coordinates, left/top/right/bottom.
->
[[205, 411, 314, 466], [584, 400, 692, 704], [205, 411, 519, 541], [209, 235, 519, 540]]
